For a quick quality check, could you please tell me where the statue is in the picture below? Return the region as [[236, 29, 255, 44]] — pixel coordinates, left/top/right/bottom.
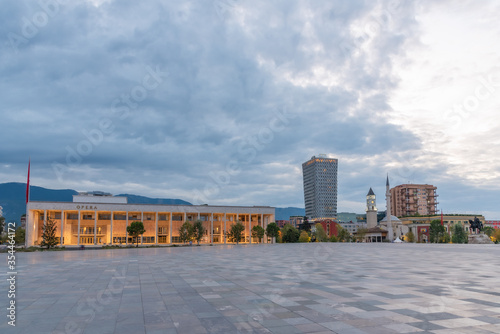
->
[[468, 217, 483, 234]]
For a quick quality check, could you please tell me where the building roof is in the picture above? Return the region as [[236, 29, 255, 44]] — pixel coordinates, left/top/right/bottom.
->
[[367, 188, 375, 196], [363, 226, 387, 234], [380, 215, 401, 222]]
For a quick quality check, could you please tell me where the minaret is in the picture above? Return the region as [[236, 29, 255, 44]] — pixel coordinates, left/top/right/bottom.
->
[[366, 188, 377, 229], [385, 175, 394, 241]]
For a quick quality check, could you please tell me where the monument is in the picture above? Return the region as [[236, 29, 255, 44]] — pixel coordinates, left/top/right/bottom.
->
[[468, 216, 493, 244]]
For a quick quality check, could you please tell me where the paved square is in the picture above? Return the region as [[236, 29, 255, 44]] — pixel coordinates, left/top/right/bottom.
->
[[2, 243, 500, 333]]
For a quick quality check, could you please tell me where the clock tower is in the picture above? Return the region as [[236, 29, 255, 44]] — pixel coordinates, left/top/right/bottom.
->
[[366, 188, 377, 228]]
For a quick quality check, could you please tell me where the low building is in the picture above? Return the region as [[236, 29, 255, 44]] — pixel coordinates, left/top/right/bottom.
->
[[399, 215, 486, 242], [485, 220, 500, 229], [313, 219, 341, 238], [339, 221, 366, 235], [276, 220, 290, 228], [26, 194, 274, 247], [337, 212, 358, 223], [289, 216, 303, 228]]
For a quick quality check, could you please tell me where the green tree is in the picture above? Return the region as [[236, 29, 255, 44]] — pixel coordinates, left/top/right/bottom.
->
[[355, 228, 368, 242], [41, 218, 59, 249], [440, 233, 451, 243], [127, 221, 145, 247], [15, 227, 26, 245], [298, 231, 309, 242], [251, 225, 265, 243], [337, 227, 350, 242], [329, 235, 338, 242], [405, 231, 415, 243], [229, 221, 245, 244], [192, 220, 206, 245], [266, 222, 279, 243], [429, 220, 445, 243], [179, 221, 193, 244], [281, 224, 300, 243], [313, 223, 328, 242], [494, 229, 500, 243], [451, 223, 468, 244], [483, 226, 495, 237], [299, 216, 310, 232]]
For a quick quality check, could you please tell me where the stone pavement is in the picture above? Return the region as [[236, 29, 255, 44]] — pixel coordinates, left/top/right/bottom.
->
[[1, 243, 500, 334]]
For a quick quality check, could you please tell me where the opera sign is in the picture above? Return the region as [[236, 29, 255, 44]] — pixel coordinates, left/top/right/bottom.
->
[[76, 205, 98, 210]]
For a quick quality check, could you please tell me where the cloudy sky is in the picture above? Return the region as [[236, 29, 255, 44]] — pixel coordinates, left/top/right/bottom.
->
[[1, 0, 499, 218]]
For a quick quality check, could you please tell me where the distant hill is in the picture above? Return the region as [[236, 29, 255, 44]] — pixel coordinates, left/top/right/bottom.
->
[[116, 194, 191, 206], [0, 182, 78, 226], [0, 182, 191, 226], [275, 207, 305, 220], [0, 182, 303, 226]]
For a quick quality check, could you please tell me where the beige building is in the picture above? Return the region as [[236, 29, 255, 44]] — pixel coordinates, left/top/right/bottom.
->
[[26, 194, 274, 247], [390, 184, 438, 217]]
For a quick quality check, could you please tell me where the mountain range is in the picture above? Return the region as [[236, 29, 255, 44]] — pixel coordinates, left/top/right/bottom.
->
[[0, 182, 304, 225]]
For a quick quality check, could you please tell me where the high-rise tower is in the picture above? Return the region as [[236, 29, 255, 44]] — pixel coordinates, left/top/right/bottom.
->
[[366, 188, 377, 228], [302, 155, 338, 219]]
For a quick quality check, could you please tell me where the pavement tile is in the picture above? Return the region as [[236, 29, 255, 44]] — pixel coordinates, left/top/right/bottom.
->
[[2, 244, 499, 334]]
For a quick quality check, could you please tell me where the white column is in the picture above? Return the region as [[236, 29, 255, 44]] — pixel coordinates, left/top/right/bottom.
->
[[141, 212, 144, 245], [224, 213, 227, 244], [168, 212, 172, 244], [77, 210, 81, 246], [155, 212, 158, 245], [210, 213, 213, 244], [110, 211, 114, 245], [261, 214, 264, 243], [94, 210, 97, 245], [125, 211, 129, 245], [60, 210, 64, 245], [249, 214, 252, 244]]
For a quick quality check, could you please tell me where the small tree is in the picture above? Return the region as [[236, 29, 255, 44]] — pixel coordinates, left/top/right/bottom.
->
[[192, 220, 206, 245], [429, 220, 445, 243], [483, 226, 495, 237], [314, 223, 328, 242], [41, 218, 59, 249], [0, 216, 5, 235], [266, 222, 279, 243], [251, 225, 265, 243], [355, 228, 368, 242], [127, 221, 145, 247], [451, 223, 468, 244], [281, 224, 300, 243], [229, 221, 245, 244], [405, 231, 415, 243], [494, 229, 500, 243], [298, 231, 309, 242], [179, 221, 193, 244], [15, 227, 26, 245], [337, 226, 350, 242], [299, 216, 310, 232], [329, 235, 338, 242]]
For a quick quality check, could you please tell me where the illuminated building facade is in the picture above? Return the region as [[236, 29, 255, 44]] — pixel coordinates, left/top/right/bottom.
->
[[26, 194, 274, 247]]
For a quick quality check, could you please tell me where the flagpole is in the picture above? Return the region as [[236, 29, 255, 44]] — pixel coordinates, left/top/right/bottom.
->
[[26, 158, 30, 247]]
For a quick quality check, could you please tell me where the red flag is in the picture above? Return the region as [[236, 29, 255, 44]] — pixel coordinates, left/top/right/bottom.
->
[[441, 209, 443, 226], [26, 159, 30, 204]]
